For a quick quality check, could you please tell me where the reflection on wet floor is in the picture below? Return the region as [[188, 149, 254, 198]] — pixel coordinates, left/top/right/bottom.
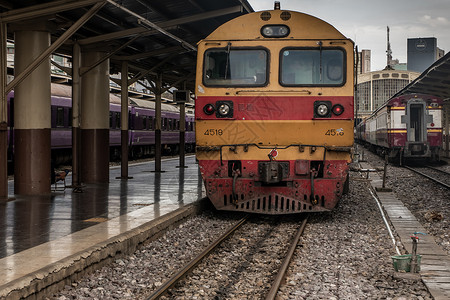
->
[[0, 156, 202, 258]]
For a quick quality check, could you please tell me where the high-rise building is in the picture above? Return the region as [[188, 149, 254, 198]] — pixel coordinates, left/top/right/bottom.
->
[[407, 37, 445, 72], [356, 49, 371, 74]]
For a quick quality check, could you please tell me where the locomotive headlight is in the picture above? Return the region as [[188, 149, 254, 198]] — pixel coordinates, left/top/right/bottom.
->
[[218, 104, 230, 116], [215, 100, 234, 118], [261, 25, 290, 38], [314, 101, 332, 118], [317, 104, 329, 117], [278, 26, 289, 36], [262, 26, 273, 36]]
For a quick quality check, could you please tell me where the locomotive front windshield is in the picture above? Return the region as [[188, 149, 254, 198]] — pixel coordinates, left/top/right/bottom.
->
[[203, 48, 268, 86], [280, 48, 345, 86]]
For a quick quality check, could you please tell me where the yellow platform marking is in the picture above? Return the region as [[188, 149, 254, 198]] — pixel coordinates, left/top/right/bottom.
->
[[83, 217, 108, 223]]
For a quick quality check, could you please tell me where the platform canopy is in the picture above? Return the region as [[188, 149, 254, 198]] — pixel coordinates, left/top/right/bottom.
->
[[0, 0, 253, 93], [394, 52, 450, 101]]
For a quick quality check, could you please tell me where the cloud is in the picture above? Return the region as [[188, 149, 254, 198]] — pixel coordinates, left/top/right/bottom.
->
[[419, 15, 449, 27]]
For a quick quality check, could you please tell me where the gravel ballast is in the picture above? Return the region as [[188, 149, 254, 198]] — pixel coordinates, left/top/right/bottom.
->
[[49, 151, 446, 299]]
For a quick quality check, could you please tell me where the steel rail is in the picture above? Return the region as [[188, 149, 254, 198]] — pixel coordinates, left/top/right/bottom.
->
[[404, 166, 450, 190], [369, 188, 401, 256], [265, 217, 308, 300], [425, 165, 450, 176], [146, 215, 249, 300]]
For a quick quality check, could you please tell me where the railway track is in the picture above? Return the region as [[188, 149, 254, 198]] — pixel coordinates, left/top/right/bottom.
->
[[265, 216, 308, 300], [145, 215, 308, 300], [403, 165, 450, 189]]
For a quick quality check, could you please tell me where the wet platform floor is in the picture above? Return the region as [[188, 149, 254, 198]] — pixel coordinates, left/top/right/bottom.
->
[[0, 156, 203, 259]]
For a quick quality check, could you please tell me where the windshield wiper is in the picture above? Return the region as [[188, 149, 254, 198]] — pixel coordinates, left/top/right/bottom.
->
[[224, 42, 231, 79], [318, 41, 323, 82]]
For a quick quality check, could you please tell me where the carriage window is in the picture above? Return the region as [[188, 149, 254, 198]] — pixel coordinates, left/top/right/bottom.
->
[[280, 48, 345, 86], [68, 108, 72, 127], [149, 116, 153, 130], [56, 107, 64, 127], [109, 112, 113, 128], [115, 112, 121, 129], [203, 48, 268, 86]]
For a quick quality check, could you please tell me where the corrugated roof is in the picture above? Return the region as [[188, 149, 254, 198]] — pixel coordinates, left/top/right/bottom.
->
[[394, 52, 450, 100], [0, 0, 253, 92]]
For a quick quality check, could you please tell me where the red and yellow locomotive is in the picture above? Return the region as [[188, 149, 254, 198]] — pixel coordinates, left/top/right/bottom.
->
[[195, 6, 354, 214]]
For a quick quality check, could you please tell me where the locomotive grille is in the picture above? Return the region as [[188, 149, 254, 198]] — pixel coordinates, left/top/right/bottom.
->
[[221, 193, 328, 214], [260, 11, 271, 21], [280, 11, 291, 20]]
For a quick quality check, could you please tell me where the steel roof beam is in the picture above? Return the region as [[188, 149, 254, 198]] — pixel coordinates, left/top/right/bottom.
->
[[238, 0, 254, 13], [114, 45, 183, 61], [106, 0, 196, 51], [80, 34, 141, 76], [162, 73, 194, 93], [128, 53, 180, 86], [0, 1, 12, 10], [78, 5, 242, 45], [0, 0, 106, 23], [6, 2, 105, 94]]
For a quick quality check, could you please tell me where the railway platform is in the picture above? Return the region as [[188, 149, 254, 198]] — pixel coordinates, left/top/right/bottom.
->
[[362, 161, 450, 300], [0, 156, 205, 299]]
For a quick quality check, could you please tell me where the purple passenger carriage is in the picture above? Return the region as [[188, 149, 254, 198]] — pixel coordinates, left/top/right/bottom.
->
[[6, 83, 195, 165]]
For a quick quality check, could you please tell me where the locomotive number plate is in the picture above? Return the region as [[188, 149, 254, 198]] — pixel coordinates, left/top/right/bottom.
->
[[204, 128, 223, 136], [325, 128, 344, 136]]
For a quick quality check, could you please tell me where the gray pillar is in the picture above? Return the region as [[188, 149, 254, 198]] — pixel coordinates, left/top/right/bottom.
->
[[178, 101, 186, 168], [154, 74, 163, 172], [177, 87, 188, 169], [14, 27, 51, 195], [445, 103, 449, 158], [72, 42, 81, 188], [0, 22, 7, 199], [119, 61, 131, 179], [80, 51, 110, 183]]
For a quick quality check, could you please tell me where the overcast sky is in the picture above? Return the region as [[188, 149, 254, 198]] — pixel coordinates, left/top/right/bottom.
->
[[247, 0, 450, 71]]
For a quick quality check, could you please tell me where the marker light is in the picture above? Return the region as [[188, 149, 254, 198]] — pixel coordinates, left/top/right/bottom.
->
[[261, 25, 290, 38], [332, 104, 344, 116], [203, 104, 215, 115]]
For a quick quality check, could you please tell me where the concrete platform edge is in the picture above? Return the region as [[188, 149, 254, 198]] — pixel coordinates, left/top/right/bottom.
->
[[0, 198, 208, 300], [360, 162, 450, 300]]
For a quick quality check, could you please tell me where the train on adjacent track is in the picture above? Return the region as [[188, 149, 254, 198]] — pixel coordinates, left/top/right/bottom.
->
[[6, 83, 195, 166], [195, 5, 355, 214], [356, 93, 443, 163]]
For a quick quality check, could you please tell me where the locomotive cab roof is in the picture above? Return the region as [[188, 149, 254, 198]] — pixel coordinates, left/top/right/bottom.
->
[[201, 9, 349, 42]]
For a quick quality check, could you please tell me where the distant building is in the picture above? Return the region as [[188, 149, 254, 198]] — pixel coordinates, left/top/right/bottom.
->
[[407, 37, 445, 73], [391, 63, 407, 71], [356, 49, 371, 74], [437, 47, 445, 59], [356, 69, 420, 119], [387, 58, 407, 71]]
